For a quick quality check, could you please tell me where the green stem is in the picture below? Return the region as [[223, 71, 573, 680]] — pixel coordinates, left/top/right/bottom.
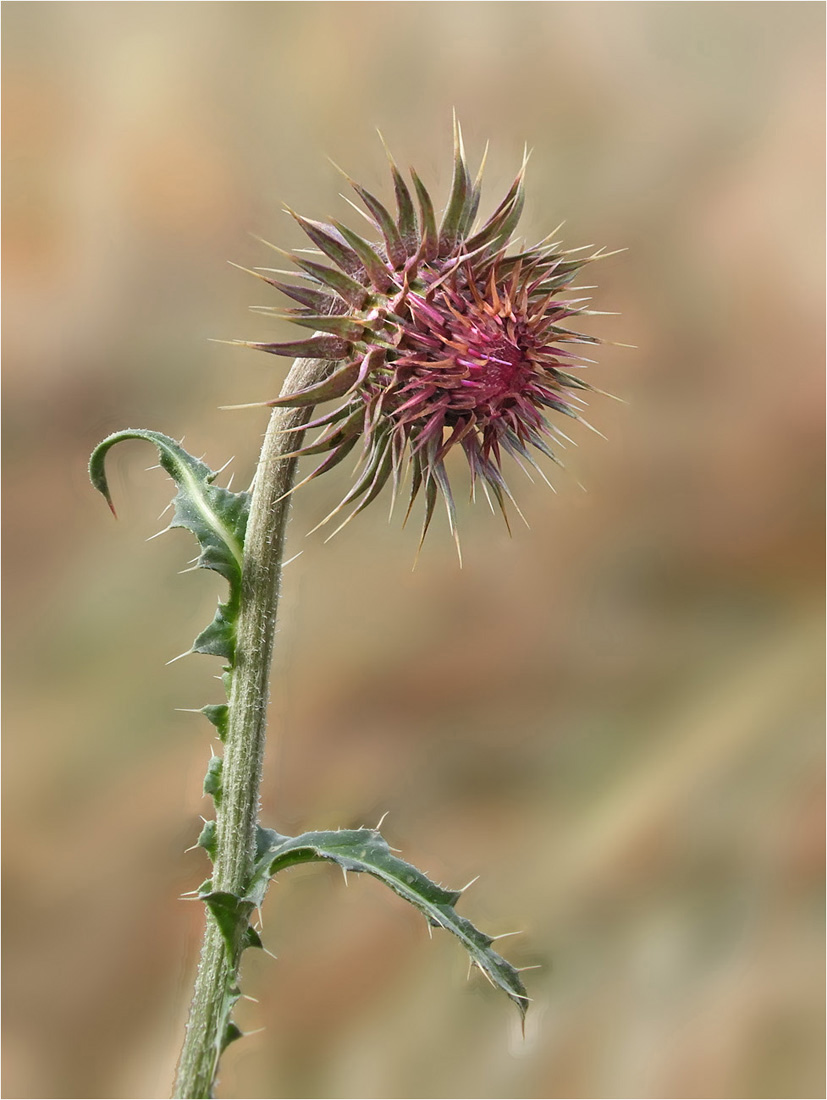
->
[[173, 357, 329, 1099]]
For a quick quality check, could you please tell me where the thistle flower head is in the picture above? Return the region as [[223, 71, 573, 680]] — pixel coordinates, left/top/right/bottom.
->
[[235, 122, 618, 552]]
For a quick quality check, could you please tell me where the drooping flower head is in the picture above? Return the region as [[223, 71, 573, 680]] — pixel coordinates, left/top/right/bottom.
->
[[234, 122, 618, 553]]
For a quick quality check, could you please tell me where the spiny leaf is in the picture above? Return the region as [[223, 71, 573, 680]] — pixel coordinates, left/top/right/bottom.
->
[[201, 704, 229, 741], [466, 168, 525, 253], [264, 277, 334, 313], [269, 311, 366, 341], [245, 334, 351, 360], [438, 115, 472, 254], [290, 254, 371, 310], [249, 827, 529, 1019], [197, 820, 217, 859], [203, 756, 223, 807], [459, 141, 487, 238], [286, 208, 363, 277], [220, 1023, 244, 1054], [265, 359, 361, 408], [348, 179, 406, 268], [333, 221, 395, 292], [200, 889, 257, 961], [89, 429, 250, 662], [411, 169, 438, 262], [287, 404, 364, 457], [380, 135, 418, 253]]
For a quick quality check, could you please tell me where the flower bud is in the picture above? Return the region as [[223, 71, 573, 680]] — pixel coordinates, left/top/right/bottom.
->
[[242, 121, 618, 551]]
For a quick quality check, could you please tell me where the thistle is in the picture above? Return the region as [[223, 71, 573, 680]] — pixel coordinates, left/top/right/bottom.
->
[[89, 123, 622, 1099], [230, 120, 617, 553]]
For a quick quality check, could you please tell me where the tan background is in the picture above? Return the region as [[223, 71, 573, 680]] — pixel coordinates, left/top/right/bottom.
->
[[3, 3, 824, 1098]]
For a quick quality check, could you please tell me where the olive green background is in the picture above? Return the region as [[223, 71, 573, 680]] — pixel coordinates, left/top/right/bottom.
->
[[3, 3, 824, 1098]]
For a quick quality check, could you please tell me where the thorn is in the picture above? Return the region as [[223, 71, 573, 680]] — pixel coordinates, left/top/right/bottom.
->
[[219, 400, 273, 411], [544, 219, 566, 242], [574, 415, 608, 440], [227, 259, 263, 277], [510, 454, 535, 485], [208, 337, 260, 349], [157, 501, 174, 520], [145, 527, 170, 542], [517, 964, 542, 972], [459, 875, 480, 893], [454, 529, 463, 569], [325, 155, 349, 180], [179, 889, 201, 898], [589, 245, 628, 261], [262, 947, 278, 961], [252, 265, 314, 278], [476, 964, 498, 990], [491, 931, 525, 942], [184, 843, 199, 853], [531, 460, 556, 492], [174, 708, 204, 714], [596, 389, 627, 404], [551, 426, 577, 448], [375, 810, 390, 830], [166, 649, 192, 666], [282, 551, 303, 568], [341, 866, 349, 887], [427, 921, 433, 940], [248, 231, 284, 253], [339, 192, 377, 227], [145, 463, 161, 471], [242, 994, 260, 1003]]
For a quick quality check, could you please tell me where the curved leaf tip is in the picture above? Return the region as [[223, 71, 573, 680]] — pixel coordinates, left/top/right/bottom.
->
[[250, 826, 530, 1019], [88, 437, 120, 516], [88, 428, 251, 663]]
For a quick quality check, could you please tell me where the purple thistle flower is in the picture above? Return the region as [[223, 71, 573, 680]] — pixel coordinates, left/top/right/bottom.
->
[[232, 121, 619, 554]]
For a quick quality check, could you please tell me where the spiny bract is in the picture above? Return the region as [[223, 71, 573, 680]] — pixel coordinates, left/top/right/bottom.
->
[[232, 121, 619, 553]]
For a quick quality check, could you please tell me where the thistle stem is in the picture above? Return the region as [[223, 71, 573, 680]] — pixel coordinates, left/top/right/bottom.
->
[[174, 357, 329, 1099]]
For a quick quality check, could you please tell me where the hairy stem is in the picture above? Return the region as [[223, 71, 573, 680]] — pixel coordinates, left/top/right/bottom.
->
[[174, 357, 329, 1099]]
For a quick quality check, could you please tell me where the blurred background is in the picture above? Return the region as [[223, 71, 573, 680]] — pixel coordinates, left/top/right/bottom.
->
[[3, 3, 824, 1098]]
